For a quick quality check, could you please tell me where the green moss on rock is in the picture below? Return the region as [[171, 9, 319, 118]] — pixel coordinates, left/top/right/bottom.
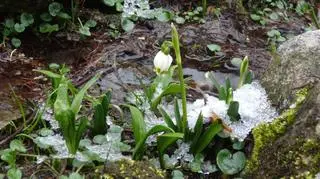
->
[[95, 159, 165, 179], [245, 88, 309, 172]]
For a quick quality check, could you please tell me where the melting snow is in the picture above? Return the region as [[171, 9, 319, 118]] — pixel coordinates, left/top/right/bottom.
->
[[128, 81, 278, 141]]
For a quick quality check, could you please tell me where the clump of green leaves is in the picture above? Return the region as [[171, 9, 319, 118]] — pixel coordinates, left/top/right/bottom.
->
[[35, 67, 100, 155], [267, 29, 286, 45], [102, 0, 124, 12], [0, 139, 27, 179], [295, 0, 320, 29], [78, 19, 97, 36], [2, 13, 34, 47], [91, 91, 112, 136]]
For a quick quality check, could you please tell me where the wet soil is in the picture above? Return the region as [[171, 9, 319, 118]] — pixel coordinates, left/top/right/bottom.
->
[[0, 7, 308, 128]]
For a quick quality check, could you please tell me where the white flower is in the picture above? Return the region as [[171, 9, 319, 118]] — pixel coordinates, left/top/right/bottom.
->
[[153, 51, 173, 74]]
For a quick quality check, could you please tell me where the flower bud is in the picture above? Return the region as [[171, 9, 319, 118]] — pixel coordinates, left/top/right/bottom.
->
[[154, 51, 173, 74]]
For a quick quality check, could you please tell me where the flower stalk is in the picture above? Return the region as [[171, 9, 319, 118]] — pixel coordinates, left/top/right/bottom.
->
[[171, 23, 188, 134]]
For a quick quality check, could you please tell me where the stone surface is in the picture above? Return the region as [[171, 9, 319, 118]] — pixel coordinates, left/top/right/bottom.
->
[[247, 30, 320, 178]]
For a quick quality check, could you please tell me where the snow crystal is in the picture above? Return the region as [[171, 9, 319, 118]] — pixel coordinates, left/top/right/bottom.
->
[[123, 0, 167, 19]]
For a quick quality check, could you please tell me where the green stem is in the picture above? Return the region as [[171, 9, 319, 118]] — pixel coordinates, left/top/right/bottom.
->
[[171, 24, 187, 135]]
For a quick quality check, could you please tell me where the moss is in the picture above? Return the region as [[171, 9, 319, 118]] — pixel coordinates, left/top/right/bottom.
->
[[245, 88, 309, 172], [96, 159, 166, 179]]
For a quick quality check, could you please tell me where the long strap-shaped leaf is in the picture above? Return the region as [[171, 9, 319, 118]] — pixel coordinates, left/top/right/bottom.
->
[[157, 132, 184, 168], [193, 121, 222, 155], [133, 125, 174, 160], [71, 73, 100, 115], [123, 105, 146, 144], [151, 83, 181, 110]]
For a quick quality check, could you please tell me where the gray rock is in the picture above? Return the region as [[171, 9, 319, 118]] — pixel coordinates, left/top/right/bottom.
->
[[247, 30, 320, 178]]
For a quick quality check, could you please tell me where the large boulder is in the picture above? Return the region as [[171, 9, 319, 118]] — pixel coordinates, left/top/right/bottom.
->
[[245, 30, 320, 178]]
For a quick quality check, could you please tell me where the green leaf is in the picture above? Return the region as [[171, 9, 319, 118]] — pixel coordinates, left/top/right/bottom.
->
[[230, 58, 242, 68], [207, 44, 221, 52], [57, 12, 72, 19], [116, 2, 123, 12], [172, 170, 184, 179], [190, 113, 203, 152], [79, 26, 91, 36], [39, 23, 59, 33], [121, 18, 135, 32], [174, 98, 182, 132], [125, 105, 146, 144], [4, 19, 15, 28], [157, 11, 172, 22], [193, 122, 222, 154], [232, 140, 245, 150], [157, 132, 183, 155], [227, 101, 240, 122], [238, 56, 250, 88], [40, 13, 53, 22], [158, 107, 177, 131], [216, 149, 246, 175], [133, 125, 174, 160], [267, 29, 281, 37], [269, 12, 279, 20], [250, 14, 261, 21], [92, 92, 111, 136], [10, 140, 26, 153], [174, 17, 185, 24], [14, 23, 25, 33], [49, 2, 63, 16], [7, 168, 22, 179], [85, 20, 97, 28], [11, 38, 21, 48], [244, 71, 253, 85], [71, 73, 100, 115], [151, 83, 181, 110], [34, 69, 61, 79], [1, 149, 16, 167], [20, 13, 34, 26], [74, 117, 89, 152], [102, 0, 116, 6]]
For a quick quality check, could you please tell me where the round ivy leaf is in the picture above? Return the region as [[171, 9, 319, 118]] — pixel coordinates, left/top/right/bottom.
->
[[103, 0, 116, 6], [49, 2, 63, 16], [156, 11, 172, 22], [11, 38, 21, 48], [79, 26, 91, 36], [232, 141, 245, 150], [230, 58, 242, 68], [267, 30, 281, 37], [250, 14, 261, 21], [10, 139, 26, 152], [217, 149, 246, 175], [174, 16, 185, 24], [121, 18, 135, 32], [4, 18, 15, 28], [40, 13, 53, 22], [207, 44, 221, 52], [269, 12, 279, 20], [116, 2, 123, 12], [20, 13, 34, 26], [14, 23, 25, 33], [7, 168, 22, 179], [172, 170, 184, 179], [85, 20, 97, 28]]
